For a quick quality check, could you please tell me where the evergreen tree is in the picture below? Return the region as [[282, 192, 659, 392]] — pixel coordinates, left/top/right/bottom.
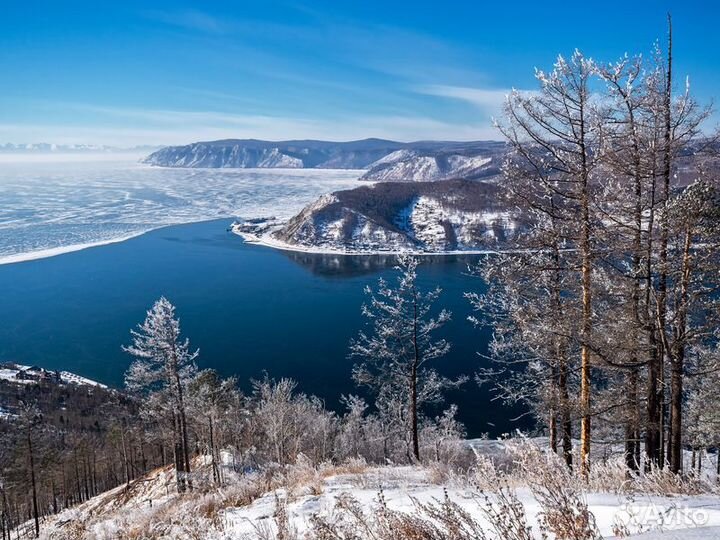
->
[[124, 297, 198, 492]]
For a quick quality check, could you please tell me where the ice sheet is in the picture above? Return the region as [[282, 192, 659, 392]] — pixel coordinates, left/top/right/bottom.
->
[[0, 156, 361, 264]]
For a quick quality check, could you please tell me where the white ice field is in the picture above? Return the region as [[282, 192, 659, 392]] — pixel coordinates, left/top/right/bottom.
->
[[0, 154, 362, 264]]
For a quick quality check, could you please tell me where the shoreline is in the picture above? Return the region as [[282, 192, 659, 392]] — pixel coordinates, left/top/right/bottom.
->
[[0, 217, 235, 267], [0, 230, 151, 266], [3, 216, 502, 268], [232, 225, 502, 257]]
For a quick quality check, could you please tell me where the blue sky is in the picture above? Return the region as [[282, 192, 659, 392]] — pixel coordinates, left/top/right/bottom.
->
[[0, 1, 717, 146]]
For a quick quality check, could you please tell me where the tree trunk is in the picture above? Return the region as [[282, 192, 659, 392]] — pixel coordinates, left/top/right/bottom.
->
[[568, 61, 594, 478], [557, 333, 572, 468], [655, 12, 674, 471], [173, 412, 185, 493], [550, 201, 570, 467], [27, 431, 39, 539], [669, 226, 692, 474], [209, 416, 220, 485], [626, 117, 643, 474], [410, 291, 421, 463], [174, 370, 193, 491], [625, 368, 640, 472], [120, 426, 131, 486], [645, 168, 662, 470], [579, 138, 593, 478]]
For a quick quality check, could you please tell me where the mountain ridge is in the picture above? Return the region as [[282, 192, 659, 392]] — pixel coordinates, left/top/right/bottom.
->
[[142, 138, 506, 181]]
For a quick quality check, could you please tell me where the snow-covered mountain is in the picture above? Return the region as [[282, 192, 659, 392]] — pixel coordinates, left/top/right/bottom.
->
[[258, 180, 518, 253], [142, 139, 506, 180], [359, 148, 500, 182], [143, 138, 408, 169]]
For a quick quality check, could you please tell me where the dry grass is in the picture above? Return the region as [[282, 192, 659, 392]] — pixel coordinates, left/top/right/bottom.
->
[[39, 441, 720, 539]]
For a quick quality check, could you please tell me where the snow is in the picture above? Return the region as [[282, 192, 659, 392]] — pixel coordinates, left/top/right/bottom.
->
[[447, 154, 492, 175], [633, 528, 720, 539], [28, 445, 720, 540], [0, 158, 362, 265], [370, 149, 414, 166], [219, 466, 720, 539], [364, 154, 441, 182], [362, 152, 494, 182], [59, 370, 108, 388], [0, 362, 106, 388]]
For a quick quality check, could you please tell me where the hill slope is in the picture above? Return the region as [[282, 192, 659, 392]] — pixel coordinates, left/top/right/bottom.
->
[[235, 180, 518, 253]]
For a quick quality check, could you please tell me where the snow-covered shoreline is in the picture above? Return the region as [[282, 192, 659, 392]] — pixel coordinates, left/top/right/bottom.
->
[[0, 230, 151, 266], [0, 362, 107, 389], [232, 223, 503, 257]]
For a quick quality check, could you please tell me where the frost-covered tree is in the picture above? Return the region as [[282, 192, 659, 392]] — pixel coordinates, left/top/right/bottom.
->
[[187, 369, 242, 485], [249, 376, 338, 464], [350, 255, 463, 462], [124, 297, 198, 492], [662, 179, 720, 472], [469, 246, 578, 468], [493, 50, 601, 476], [478, 18, 719, 477]]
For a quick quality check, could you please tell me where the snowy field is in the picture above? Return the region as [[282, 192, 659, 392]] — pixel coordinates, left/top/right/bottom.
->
[[0, 154, 361, 264]]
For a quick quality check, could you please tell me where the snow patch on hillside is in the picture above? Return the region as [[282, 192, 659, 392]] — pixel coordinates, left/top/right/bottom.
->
[[361, 152, 496, 182], [395, 196, 517, 250], [0, 362, 106, 389]]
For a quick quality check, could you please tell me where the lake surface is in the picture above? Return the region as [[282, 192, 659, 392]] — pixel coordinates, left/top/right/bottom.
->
[[0, 158, 528, 436], [0, 218, 528, 437], [0, 155, 360, 263]]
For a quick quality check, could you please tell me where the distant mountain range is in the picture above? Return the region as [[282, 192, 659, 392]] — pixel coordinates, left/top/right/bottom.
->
[[0, 143, 159, 153], [142, 138, 506, 182]]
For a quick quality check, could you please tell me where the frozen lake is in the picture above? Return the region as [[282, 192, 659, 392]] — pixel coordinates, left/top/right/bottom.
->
[[0, 154, 361, 264]]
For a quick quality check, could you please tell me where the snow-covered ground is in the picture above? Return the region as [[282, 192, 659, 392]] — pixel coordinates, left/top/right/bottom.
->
[[0, 156, 362, 265], [0, 362, 106, 388], [222, 466, 720, 539], [34, 460, 720, 540]]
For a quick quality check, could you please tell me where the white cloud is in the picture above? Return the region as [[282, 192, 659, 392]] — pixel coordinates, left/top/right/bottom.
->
[[142, 9, 229, 34], [415, 85, 512, 109]]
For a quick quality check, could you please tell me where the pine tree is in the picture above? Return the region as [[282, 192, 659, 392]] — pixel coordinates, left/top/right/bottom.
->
[[123, 297, 198, 492]]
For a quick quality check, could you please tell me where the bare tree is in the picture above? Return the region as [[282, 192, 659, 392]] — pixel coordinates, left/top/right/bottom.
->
[[350, 255, 463, 462], [188, 369, 242, 485], [496, 50, 601, 475]]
